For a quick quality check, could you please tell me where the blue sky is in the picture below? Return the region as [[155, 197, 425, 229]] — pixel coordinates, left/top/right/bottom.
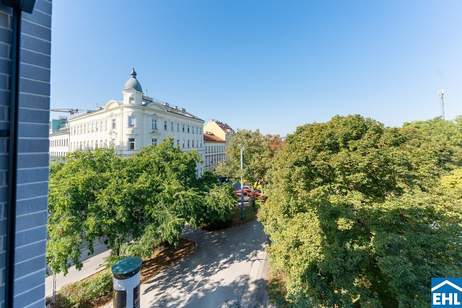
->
[[51, 0, 462, 136]]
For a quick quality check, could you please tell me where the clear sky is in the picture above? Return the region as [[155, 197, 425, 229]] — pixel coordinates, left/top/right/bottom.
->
[[51, 0, 462, 136]]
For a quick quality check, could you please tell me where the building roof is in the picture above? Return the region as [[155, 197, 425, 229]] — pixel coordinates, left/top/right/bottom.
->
[[142, 96, 204, 122], [70, 69, 203, 123], [123, 68, 143, 92], [214, 120, 234, 133], [204, 133, 225, 143]]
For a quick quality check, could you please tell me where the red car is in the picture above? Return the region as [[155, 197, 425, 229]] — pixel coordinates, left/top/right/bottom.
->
[[234, 186, 252, 198], [234, 187, 267, 201]]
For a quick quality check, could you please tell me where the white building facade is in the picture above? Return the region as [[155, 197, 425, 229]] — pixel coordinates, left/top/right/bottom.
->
[[50, 69, 205, 174], [49, 127, 69, 159]]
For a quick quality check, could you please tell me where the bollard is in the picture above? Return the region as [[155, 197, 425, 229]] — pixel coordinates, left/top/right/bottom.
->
[[111, 256, 143, 308]]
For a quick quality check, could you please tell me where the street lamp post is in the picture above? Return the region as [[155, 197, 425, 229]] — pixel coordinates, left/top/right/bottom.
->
[[240, 146, 244, 221], [439, 89, 446, 120]]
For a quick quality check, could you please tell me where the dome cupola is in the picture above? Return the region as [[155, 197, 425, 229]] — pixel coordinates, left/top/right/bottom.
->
[[123, 68, 143, 92]]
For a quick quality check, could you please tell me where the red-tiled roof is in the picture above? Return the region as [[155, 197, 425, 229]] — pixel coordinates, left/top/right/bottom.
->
[[203, 133, 225, 143]]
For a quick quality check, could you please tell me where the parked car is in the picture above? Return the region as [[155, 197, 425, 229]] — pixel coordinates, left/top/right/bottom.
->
[[234, 186, 267, 201], [233, 185, 252, 198]]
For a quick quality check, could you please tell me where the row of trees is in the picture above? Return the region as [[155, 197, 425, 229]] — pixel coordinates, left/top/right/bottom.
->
[[47, 139, 235, 274], [259, 116, 462, 306], [215, 130, 284, 184]]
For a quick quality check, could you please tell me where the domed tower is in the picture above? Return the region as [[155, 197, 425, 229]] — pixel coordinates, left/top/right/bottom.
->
[[122, 68, 143, 105]]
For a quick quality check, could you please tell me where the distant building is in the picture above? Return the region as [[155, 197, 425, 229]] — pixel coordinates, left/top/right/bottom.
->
[[204, 120, 235, 143], [204, 133, 226, 170], [49, 69, 205, 174], [49, 126, 69, 159], [203, 120, 234, 170], [50, 118, 67, 134]]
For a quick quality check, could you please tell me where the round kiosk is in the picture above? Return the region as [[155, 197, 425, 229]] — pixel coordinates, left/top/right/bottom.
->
[[111, 256, 142, 308]]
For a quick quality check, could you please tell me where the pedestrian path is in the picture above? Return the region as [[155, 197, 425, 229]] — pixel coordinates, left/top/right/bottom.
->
[[46, 221, 271, 307], [141, 221, 270, 307], [45, 249, 111, 297]]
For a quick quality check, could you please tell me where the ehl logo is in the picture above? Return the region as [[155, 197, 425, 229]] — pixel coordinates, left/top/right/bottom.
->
[[432, 278, 462, 307]]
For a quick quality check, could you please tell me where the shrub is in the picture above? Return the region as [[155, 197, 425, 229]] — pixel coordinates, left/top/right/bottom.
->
[[51, 270, 112, 308]]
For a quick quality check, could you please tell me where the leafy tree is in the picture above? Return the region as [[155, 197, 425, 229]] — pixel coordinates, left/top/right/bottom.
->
[[47, 139, 235, 274], [47, 150, 117, 273], [216, 130, 283, 184], [260, 115, 462, 307]]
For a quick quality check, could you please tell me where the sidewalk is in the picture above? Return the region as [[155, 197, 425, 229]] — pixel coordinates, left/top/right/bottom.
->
[[45, 249, 111, 298]]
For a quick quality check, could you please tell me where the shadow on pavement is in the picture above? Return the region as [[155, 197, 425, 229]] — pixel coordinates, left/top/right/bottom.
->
[[143, 220, 269, 307]]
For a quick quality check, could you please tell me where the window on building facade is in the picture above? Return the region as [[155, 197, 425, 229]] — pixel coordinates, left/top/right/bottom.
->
[[128, 115, 136, 127], [164, 121, 168, 130], [187, 140, 190, 148], [187, 126, 190, 133], [112, 118, 116, 129], [177, 139, 180, 147], [152, 138, 157, 145], [192, 140, 195, 148], [182, 124, 185, 132], [152, 118, 157, 130], [129, 138, 135, 150]]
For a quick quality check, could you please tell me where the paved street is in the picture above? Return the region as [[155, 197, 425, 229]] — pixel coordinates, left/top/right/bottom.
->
[[141, 220, 270, 308]]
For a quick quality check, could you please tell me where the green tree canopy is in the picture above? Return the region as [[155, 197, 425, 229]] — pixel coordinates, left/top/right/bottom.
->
[[260, 115, 462, 307], [47, 139, 235, 274], [215, 130, 283, 184]]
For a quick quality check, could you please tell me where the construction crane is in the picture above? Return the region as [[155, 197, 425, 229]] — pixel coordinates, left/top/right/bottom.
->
[[50, 107, 80, 115]]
